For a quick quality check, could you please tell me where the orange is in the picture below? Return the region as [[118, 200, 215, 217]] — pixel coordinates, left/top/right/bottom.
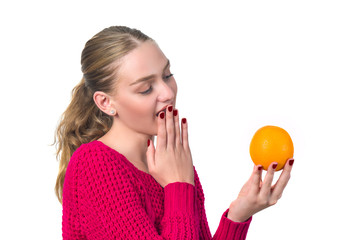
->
[[249, 125, 294, 171]]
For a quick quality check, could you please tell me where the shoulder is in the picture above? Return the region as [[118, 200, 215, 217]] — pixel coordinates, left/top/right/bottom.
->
[[71, 140, 111, 160], [71, 140, 125, 163], [68, 141, 130, 176], [66, 141, 141, 193]]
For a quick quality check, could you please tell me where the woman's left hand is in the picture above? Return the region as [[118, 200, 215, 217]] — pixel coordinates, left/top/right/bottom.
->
[[227, 159, 294, 222]]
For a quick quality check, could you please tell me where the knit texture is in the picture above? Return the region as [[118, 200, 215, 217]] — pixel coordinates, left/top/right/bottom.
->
[[62, 140, 251, 239]]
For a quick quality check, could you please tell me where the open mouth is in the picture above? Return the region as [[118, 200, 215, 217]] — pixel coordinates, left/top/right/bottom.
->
[[156, 109, 166, 117], [156, 105, 170, 117]]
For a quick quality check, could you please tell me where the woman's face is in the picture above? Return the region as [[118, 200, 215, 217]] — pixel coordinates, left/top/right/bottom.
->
[[111, 41, 177, 136]]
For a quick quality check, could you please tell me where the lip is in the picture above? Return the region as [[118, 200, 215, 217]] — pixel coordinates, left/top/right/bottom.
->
[[156, 105, 170, 117]]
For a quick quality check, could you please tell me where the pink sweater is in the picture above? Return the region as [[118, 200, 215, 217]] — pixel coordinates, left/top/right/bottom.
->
[[62, 140, 251, 239]]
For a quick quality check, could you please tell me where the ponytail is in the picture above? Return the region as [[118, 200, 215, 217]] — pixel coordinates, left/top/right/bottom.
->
[[54, 78, 112, 204]]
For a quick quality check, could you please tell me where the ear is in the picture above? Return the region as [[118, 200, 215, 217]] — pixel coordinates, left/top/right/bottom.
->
[[93, 91, 114, 116]]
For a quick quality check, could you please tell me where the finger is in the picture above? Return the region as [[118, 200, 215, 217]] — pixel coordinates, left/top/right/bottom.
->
[[259, 162, 277, 198], [249, 165, 263, 195], [241, 165, 258, 193], [173, 109, 181, 146], [157, 111, 167, 149], [181, 118, 189, 150], [166, 105, 175, 148], [247, 165, 257, 183], [271, 158, 294, 201], [146, 139, 155, 170]]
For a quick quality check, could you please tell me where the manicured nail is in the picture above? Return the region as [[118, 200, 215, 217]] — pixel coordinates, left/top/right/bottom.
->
[[147, 139, 150, 147], [289, 159, 294, 166], [168, 106, 173, 112], [173, 109, 178, 116], [272, 163, 278, 169], [258, 166, 263, 171], [160, 112, 165, 119], [182, 118, 187, 124]]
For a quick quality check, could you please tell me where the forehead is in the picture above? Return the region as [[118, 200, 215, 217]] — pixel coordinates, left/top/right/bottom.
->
[[116, 41, 168, 85]]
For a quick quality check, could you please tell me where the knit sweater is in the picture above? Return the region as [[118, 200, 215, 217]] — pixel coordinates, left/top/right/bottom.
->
[[62, 140, 251, 239]]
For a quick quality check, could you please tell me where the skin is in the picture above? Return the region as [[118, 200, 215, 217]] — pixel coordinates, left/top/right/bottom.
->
[[93, 41, 294, 223], [227, 160, 293, 222], [94, 41, 178, 174]]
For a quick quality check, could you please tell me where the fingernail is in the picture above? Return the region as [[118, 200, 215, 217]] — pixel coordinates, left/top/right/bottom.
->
[[182, 118, 187, 124], [289, 159, 294, 166], [258, 166, 263, 171], [168, 106, 173, 112], [147, 139, 150, 147], [173, 109, 178, 116], [160, 112, 165, 119], [272, 163, 278, 169]]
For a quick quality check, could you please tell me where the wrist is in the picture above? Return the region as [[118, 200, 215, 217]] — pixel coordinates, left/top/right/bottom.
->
[[227, 208, 251, 223]]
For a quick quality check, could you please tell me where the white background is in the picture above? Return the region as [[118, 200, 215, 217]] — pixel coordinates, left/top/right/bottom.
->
[[1, 0, 359, 239]]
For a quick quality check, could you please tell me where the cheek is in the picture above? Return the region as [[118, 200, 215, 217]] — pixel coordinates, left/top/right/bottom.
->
[[117, 96, 156, 123], [127, 101, 154, 119]]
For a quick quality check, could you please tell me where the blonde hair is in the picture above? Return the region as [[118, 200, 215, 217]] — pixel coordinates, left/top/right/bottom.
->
[[54, 26, 152, 204]]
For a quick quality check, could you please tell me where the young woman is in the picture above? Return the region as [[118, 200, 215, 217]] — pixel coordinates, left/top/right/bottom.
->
[[55, 26, 294, 239]]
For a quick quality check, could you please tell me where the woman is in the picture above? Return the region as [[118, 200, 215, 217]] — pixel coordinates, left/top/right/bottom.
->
[[55, 26, 294, 239]]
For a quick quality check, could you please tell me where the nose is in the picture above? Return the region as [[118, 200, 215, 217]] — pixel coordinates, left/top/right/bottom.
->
[[157, 80, 176, 103]]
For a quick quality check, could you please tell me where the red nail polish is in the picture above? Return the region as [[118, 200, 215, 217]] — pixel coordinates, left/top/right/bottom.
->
[[173, 109, 178, 116], [168, 106, 173, 112], [289, 159, 294, 166], [160, 112, 165, 119], [258, 166, 263, 171], [182, 118, 187, 124], [147, 139, 150, 147], [272, 163, 278, 169]]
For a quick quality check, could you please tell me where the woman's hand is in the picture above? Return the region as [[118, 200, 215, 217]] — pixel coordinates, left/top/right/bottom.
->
[[227, 159, 294, 222], [146, 106, 194, 187]]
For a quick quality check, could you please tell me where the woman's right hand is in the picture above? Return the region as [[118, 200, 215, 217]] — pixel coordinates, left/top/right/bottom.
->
[[146, 106, 194, 187]]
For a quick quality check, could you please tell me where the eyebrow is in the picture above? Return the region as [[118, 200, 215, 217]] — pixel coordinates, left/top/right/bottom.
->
[[129, 59, 170, 86]]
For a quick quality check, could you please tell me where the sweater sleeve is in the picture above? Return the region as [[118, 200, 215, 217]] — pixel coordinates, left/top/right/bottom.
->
[[212, 209, 252, 240], [193, 168, 252, 240], [63, 144, 199, 240]]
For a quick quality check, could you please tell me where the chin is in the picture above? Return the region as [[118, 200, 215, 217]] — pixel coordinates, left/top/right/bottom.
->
[[144, 128, 157, 137]]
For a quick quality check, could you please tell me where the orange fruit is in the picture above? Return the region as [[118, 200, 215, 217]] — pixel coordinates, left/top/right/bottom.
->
[[249, 125, 294, 171]]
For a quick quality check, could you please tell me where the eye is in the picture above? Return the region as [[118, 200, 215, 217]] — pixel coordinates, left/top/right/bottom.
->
[[164, 73, 174, 81], [140, 86, 152, 95], [139, 74, 174, 95]]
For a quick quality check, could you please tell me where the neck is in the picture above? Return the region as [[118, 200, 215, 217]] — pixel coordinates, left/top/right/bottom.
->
[[98, 119, 153, 173]]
